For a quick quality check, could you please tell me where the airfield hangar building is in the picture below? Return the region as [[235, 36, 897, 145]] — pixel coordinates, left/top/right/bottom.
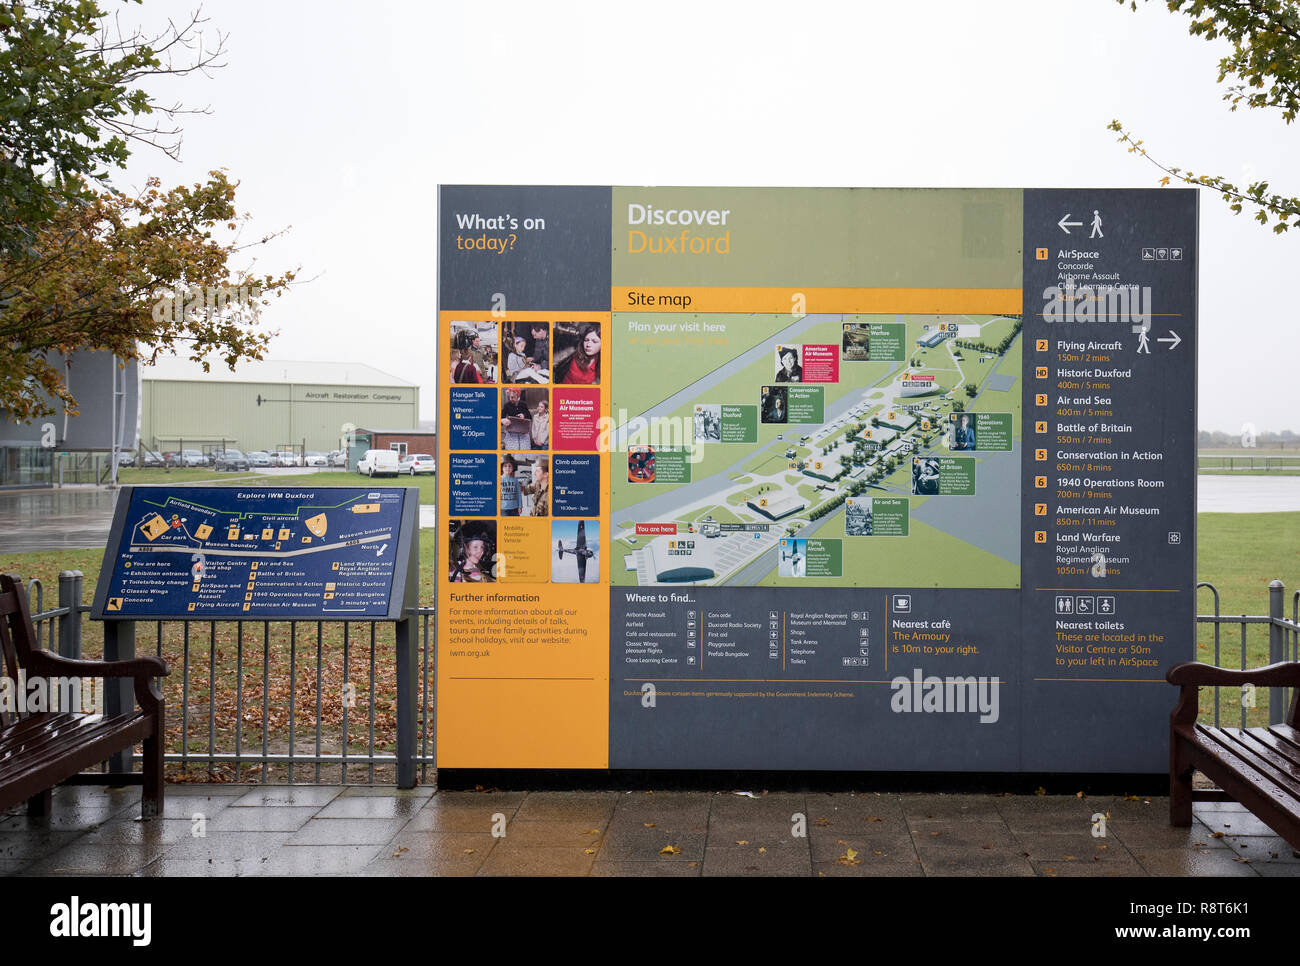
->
[[140, 358, 419, 454]]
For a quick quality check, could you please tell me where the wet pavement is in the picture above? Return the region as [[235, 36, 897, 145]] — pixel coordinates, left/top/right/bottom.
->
[[2, 784, 1294, 876], [0, 485, 437, 552], [0, 488, 119, 552]]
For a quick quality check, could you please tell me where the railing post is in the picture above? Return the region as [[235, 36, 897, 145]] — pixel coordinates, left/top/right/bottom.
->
[[104, 620, 136, 775], [56, 570, 83, 659], [1269, 579, 1285, 725], [396, 615, 416, 789]]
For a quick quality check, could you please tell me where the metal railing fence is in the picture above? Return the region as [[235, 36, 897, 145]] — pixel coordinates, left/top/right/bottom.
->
[[27, 571, 435, 785], [21, 572, 1299, 783]]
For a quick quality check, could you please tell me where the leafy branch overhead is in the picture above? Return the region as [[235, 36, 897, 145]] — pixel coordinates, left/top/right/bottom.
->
[[0, 172, 294, 421], [0, 1, 294, 420], [1111, 0, 1300, 232], [0, 0, 228, 256]]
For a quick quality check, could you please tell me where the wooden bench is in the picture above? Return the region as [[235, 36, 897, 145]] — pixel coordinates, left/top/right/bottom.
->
[[0, 573, 168, 819], [1168, 660, 1300, 850]]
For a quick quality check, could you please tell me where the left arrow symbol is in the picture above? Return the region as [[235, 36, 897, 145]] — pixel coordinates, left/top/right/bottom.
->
[[1058, 213, 1083, 233]]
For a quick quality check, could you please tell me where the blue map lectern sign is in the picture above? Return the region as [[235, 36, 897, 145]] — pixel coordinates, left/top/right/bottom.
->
[[93, 486, 418, 620]]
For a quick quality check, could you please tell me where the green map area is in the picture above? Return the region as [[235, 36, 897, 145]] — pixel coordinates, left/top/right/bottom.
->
[[611, 312, 1023, 589]]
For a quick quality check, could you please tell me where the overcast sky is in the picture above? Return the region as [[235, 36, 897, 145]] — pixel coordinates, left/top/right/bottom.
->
[[118, 0, 1300, 433]]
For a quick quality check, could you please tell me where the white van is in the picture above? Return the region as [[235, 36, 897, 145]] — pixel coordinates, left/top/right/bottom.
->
[[356, 449, 400, 477]]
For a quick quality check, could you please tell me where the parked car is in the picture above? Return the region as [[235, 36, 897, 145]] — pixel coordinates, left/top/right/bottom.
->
[[399, 454, 436, 475], [273, 451, 301, 467], [303, 451, 329, 467], [214, 449, 251, 472], [180, 449, 206, 467], [141, 449, 165, 467], [247, 451, 273, 467], [114, 451, 135, 467], [356, 449, 400, 477], [328, 450, 348, 468]]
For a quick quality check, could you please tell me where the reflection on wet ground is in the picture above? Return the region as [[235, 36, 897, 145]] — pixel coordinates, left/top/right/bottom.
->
[[0, 487, 119, 552], [0, 487, 438, 552]]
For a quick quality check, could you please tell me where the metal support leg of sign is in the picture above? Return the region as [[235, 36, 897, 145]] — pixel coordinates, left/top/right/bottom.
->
[[103, 619, 136, 775]]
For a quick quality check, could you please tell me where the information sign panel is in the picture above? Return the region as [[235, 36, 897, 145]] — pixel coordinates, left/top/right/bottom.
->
[[93, 486, 418, 620], [437, 186, 1196, 773]]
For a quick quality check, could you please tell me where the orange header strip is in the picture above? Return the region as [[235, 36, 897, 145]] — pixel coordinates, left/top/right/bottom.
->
[[612, 287, 1022, 315]]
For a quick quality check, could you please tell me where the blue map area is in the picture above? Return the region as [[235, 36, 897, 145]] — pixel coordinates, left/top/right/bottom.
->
[[101, 487, 409, 618]]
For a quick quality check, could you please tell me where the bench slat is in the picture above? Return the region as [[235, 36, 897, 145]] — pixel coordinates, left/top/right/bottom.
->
[[1264, 724, 1300, 758], [1217, 728, 1300, 798], [1182, 725, 1300, 848], [0, 713, 152, 784], [1238, 727, 1300, 776]]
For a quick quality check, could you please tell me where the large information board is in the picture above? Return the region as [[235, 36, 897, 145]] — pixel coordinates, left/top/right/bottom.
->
[[437, 186, 1196, 773], [94, 486, 418, 620]]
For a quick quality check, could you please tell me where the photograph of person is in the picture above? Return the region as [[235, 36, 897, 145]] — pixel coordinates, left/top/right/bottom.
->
[[521, 456, 549, 517], [949, 412, 977, 451], [504, 322, 549, 384], [451, 345, 483, 384], [499, 454, 523, 517], [694, 404, 721, 442], [449, 321, 497, 384], [841, 323, 871, 360], [531, 397, 550, 450], [448, 521, 495, 583], [912, 456, 941, 495], [760, 386, 788, 424], [500, 387, 537, 450], [528, 322, 549, 369], [775, 346, 802, 382], [555, 321, 601, 385]]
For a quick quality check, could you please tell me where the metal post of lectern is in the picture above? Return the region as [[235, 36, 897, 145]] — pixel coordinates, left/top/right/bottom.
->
[[103, 619, 136, 775]]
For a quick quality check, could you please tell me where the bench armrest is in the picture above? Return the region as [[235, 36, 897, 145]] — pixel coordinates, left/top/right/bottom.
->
[[24, 649, 169, 680], [1167, 660, 1300, 688]]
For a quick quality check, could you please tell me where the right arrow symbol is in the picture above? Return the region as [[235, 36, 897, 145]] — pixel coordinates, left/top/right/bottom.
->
[[1157, 330, 1182, 350]]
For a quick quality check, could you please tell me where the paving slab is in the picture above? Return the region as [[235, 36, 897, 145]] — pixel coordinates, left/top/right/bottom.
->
[[3, 784, 1299, 877], [916, 847, 1035, 877]]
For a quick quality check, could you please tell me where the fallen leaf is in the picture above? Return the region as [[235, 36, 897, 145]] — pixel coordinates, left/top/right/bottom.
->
[[463, 849, 475, 854], [814, 817, 830, 827], [836, 847, 861, 866], [643, 823, 656, 828], [1212, 832, 1225, 839], [688, 861, 699, 868], [735, 840, 749, 846], [867, 816, 884, 823], [583, 848, 597, 855], [660, 845, 681, 855], [1075, 791, 1086, 799], [1035, 786, 1047, 796], [758, 846, 767, 854], [583, 829, 600, 835]]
